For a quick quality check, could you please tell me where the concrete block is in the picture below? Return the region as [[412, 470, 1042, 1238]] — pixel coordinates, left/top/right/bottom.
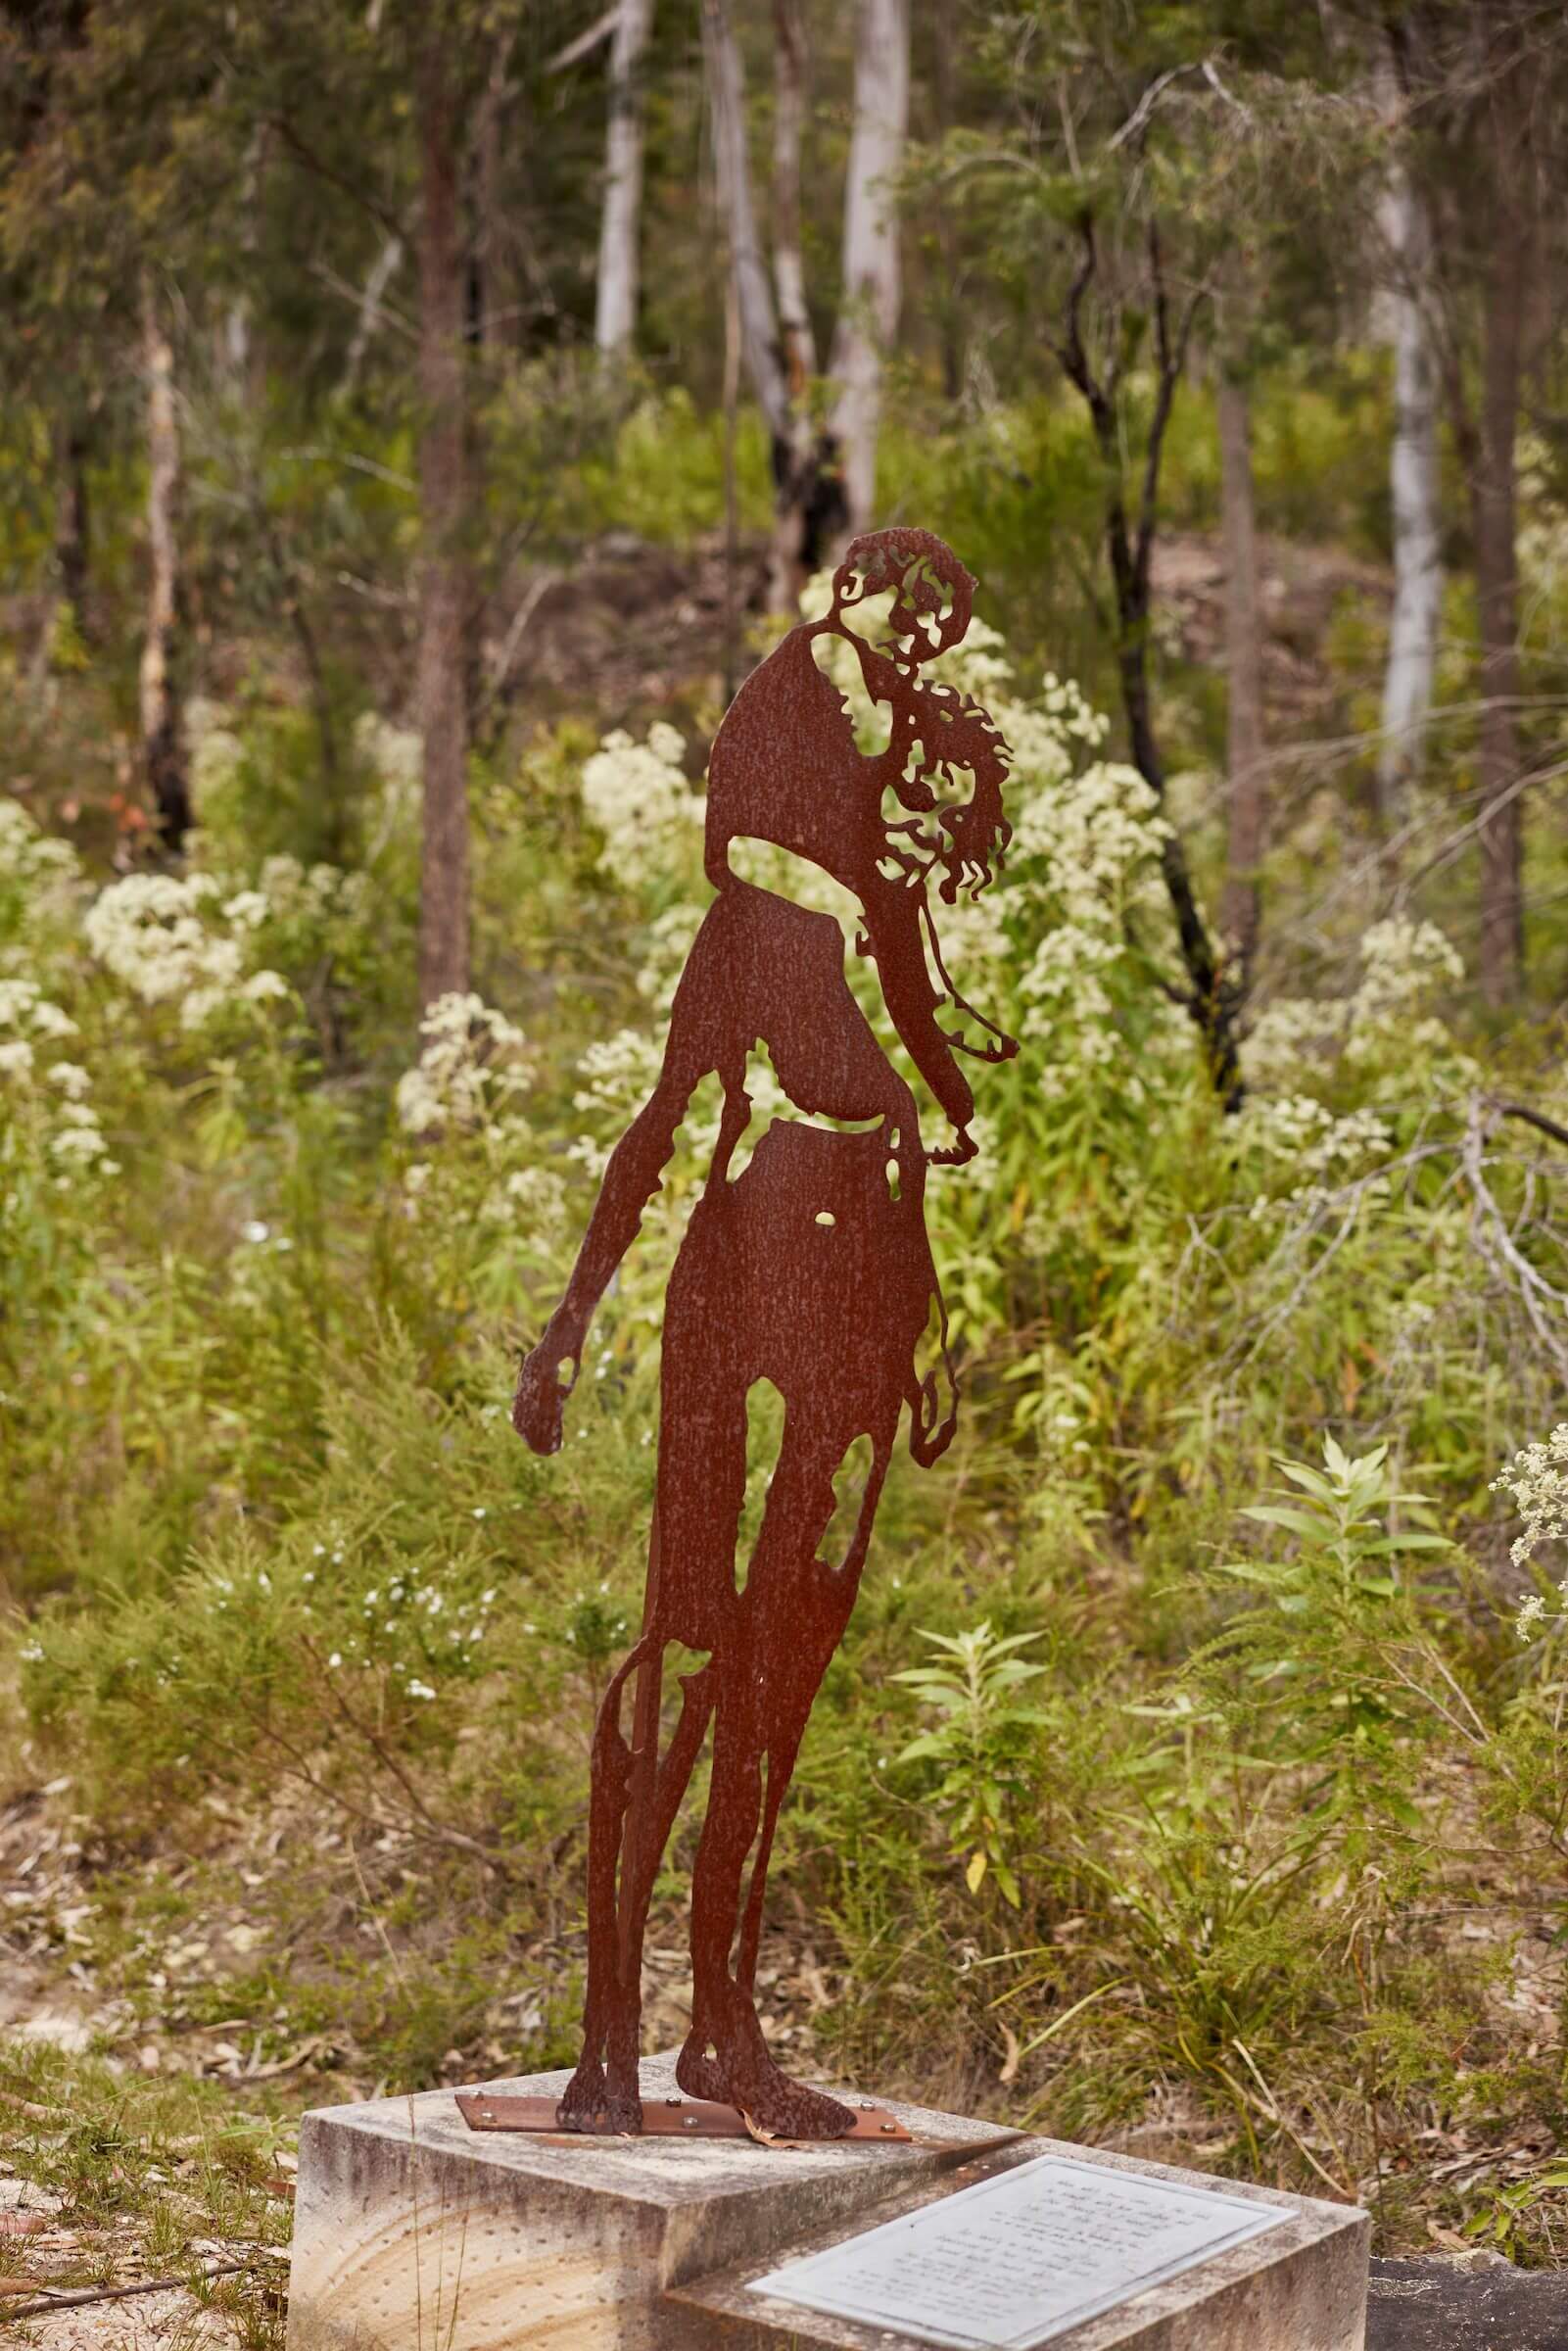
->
[[287, 2051, 1368, 2351]]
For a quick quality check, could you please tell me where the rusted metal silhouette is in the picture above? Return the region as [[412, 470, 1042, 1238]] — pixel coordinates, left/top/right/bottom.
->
[[512, 528, 1017, 2138]]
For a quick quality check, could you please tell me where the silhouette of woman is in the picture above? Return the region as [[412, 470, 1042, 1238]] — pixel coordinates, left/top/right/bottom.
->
[[512, 528, 1017, 2135]]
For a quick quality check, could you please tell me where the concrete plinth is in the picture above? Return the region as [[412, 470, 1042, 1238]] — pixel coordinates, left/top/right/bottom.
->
[[287, 2051, 1368, 2351]]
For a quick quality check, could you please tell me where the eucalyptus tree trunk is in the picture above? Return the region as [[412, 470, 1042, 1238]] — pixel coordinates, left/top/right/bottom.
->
[[139, 283, 190, 852], [414, 31, 471, 1006], [1376, 145, 1441, 840], [341, 234, 404, 399], [1217, 368, 1264, 984], [701, 0, 786, 439], [828, 0, 911, 539], [764, 0, 840, 609], [771, 0, 814, 395], [702, 0, 828, 614], [594, 0, 654, 357]]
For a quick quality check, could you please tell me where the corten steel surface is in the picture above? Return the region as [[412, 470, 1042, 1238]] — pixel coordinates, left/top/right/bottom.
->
[[454, 2090, 913, 2141], [512, 528, 1017, 2141]]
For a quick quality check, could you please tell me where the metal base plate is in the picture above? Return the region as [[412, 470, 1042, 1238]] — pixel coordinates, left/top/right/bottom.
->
[[454, 2090, 913, 2142]]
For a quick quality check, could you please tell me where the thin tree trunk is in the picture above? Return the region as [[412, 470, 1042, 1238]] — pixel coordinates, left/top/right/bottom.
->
[[1473, 96, 1528, 1006], [828, 0, 911, 538], [1376, 72, 1441, 841], [54, 414, 90, 643], [1055, 221, 1241, 1105], [931, 0, 961, 403], [722, 252, 740, 706], [139, 282, 190, 852], [414, 32, 471, 1007], [472, 45, 508, 349], [1217, 367, 1264, 982], [341, 234, 404, 399], [701, 0, 786, 437], [594, 0, 654, 357], [704, 0, 839, 614], [771, 0, 814, 393]]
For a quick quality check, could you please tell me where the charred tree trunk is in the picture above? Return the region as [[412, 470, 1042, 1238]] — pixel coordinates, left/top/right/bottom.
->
[[828, 0, 910, 539], [1217, 367, 1264, 984], [54, 414, 91, 644], [594, 0, 654, 357], [1472, 160, 1527, 1006], [414, 31, 471, 1007], [139, 284, 190, 852], [1053, 220, 1241, 1106]]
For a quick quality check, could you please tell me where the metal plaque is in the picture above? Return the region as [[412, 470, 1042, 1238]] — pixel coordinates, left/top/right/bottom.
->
[[747, 2152, 1288, 2347]]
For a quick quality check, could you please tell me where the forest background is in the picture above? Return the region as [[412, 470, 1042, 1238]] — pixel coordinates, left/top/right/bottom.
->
[[3, 0, 1568, 2335]]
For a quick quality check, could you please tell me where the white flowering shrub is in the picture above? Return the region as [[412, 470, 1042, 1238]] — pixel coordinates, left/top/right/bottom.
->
[[0, 978, 117, 1187], [1242, 918, 1472, 1098], [1495, 1423, 1568, 1641], [84, 872, 291, 1031], [81, 850, 383, 1046], [396, 992, 568, 1307], [581, 721, 704, 890], [0, 798, 79, 954]]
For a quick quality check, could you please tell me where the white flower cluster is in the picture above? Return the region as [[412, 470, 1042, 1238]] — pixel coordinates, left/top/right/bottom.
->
[[395, 992, 531, 1136], [1241, 1094, 1395, 1219], [0, 980, 117, 1179], [480, 1162, 569, 1235], [1243, 919, 1468, 1092], [1493, 1422, 1568, 1639], [84, 872, 290, 1030], [569, 1027, 664, 1180], [582, 723, 704, 888], [0, 796, 78, 913], [257, 853, 373, 933]]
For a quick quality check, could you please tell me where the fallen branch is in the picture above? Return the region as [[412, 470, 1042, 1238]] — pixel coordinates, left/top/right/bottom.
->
[[2, 2258, 251, 2320]]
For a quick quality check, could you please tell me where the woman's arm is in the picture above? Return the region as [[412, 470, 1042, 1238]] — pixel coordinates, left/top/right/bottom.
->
[[513, 966, 717, 1455]]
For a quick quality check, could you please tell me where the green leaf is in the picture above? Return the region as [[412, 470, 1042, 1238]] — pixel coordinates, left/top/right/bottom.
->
[[1240, 1505, 1326, 1539]]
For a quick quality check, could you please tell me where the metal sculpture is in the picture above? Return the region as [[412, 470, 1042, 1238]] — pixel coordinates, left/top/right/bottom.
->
[[512, 528, 1017, 2138]]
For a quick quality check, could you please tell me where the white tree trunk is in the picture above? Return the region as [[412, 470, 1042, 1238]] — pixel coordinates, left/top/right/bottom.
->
[[771, 0, 815, 391], [701, 0, 786, 440], [594, 0, 655, 357], [1376, 101, 1441, 835], [828, 0, 910, 537], [139, 280, 189, 849], [342, 233, 405, 399]]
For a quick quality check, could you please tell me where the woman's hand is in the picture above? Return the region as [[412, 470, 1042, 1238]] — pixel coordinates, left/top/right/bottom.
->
[[511, 1320, 585, 1456]]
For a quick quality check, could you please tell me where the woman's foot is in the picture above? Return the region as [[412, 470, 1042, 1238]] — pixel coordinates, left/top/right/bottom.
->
[[674, 2032, 727, 2102], [676, 2023, 854, 2137], [556, 2053, 642, 2135], [734, 2058, 856, 2138]]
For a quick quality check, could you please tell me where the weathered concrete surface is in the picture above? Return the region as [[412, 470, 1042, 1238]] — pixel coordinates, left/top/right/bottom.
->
[[671, 2139, 1367, 2350], [287, 2051, 1368, 2351], [286, 2049, 1008, 2350]]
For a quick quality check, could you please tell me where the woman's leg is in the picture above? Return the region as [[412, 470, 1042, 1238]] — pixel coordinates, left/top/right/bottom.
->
[[559, 1337, 745, 2129], [679, 1405, 895, 2135]]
